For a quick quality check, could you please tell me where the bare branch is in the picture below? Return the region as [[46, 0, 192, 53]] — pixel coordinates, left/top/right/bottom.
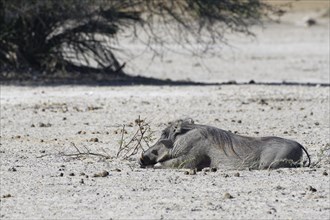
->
[[116, 116, 154, 159]]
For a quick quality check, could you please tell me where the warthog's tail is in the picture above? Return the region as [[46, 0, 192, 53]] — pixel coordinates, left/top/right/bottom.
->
[[300, 144, 311, 167]]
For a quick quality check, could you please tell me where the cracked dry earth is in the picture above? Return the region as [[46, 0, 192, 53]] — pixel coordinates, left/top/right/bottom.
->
[[0, 85, 329, 219]]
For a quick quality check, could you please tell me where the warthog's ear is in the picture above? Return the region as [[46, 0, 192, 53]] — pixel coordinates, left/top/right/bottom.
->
[[173, 119, 190, 134], [173, 121, 183, 134], [182, 118, 194, 124]]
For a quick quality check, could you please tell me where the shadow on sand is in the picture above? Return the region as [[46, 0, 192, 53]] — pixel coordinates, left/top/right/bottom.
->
[[1, 72, 329, 87]]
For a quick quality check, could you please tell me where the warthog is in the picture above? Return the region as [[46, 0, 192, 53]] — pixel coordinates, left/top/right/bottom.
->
[[139, 119, 311, 170]]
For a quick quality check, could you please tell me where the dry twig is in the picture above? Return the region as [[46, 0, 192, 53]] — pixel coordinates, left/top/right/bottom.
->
[[61, 142, 111, 159], [116, 116, 154, 159]]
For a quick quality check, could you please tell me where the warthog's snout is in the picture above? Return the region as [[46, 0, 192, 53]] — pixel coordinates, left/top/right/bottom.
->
[[139, 150, 159, 167], [139, 140, 173, 168], [139, 154, 152, 167]]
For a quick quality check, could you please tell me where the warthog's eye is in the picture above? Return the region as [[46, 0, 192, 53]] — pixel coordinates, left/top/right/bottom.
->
[[161, 130, 169, 138]]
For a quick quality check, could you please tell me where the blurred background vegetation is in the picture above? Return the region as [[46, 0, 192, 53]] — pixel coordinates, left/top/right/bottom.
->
[[0, 0, 275, 82]]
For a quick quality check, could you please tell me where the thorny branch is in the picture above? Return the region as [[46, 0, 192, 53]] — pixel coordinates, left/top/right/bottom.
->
[[57, 117, 154, 161], [116, 116, 154, 159]]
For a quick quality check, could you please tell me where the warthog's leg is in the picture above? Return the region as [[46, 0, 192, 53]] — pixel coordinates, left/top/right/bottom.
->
[[153, 156, 193, 169], [258, 144, 303, 169], [154, 154, 211, 170]]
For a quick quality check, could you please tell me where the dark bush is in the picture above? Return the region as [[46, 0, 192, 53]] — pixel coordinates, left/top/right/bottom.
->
[[0, 0, 273, 80], [0, 0, 139, 74]]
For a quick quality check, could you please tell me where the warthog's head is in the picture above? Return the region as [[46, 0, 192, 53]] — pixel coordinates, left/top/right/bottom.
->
[[139, 118, 194, 167]]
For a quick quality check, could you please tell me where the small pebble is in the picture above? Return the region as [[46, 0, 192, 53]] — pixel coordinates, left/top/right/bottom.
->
[[224, 192, 234, 199], [306, 18, 317, 26], [322, 171, 328, 176], [2, 194, 12, 198], [39, 122, 51, 127], [93, 170, 109, 177], [90, 138, 99, 142], [276, 185, 285, 190], [184, 169, 197, 175], [308, 186, 317, 192], [202, 168, 211, 172], [211, 167, 217, 172], [8, 167, 17, 172], [190, 169, 197, 175]]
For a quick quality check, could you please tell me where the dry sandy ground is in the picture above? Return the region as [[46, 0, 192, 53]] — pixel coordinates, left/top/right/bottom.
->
[[1, 85, 329, 219], [1, 6, 330, 220]]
